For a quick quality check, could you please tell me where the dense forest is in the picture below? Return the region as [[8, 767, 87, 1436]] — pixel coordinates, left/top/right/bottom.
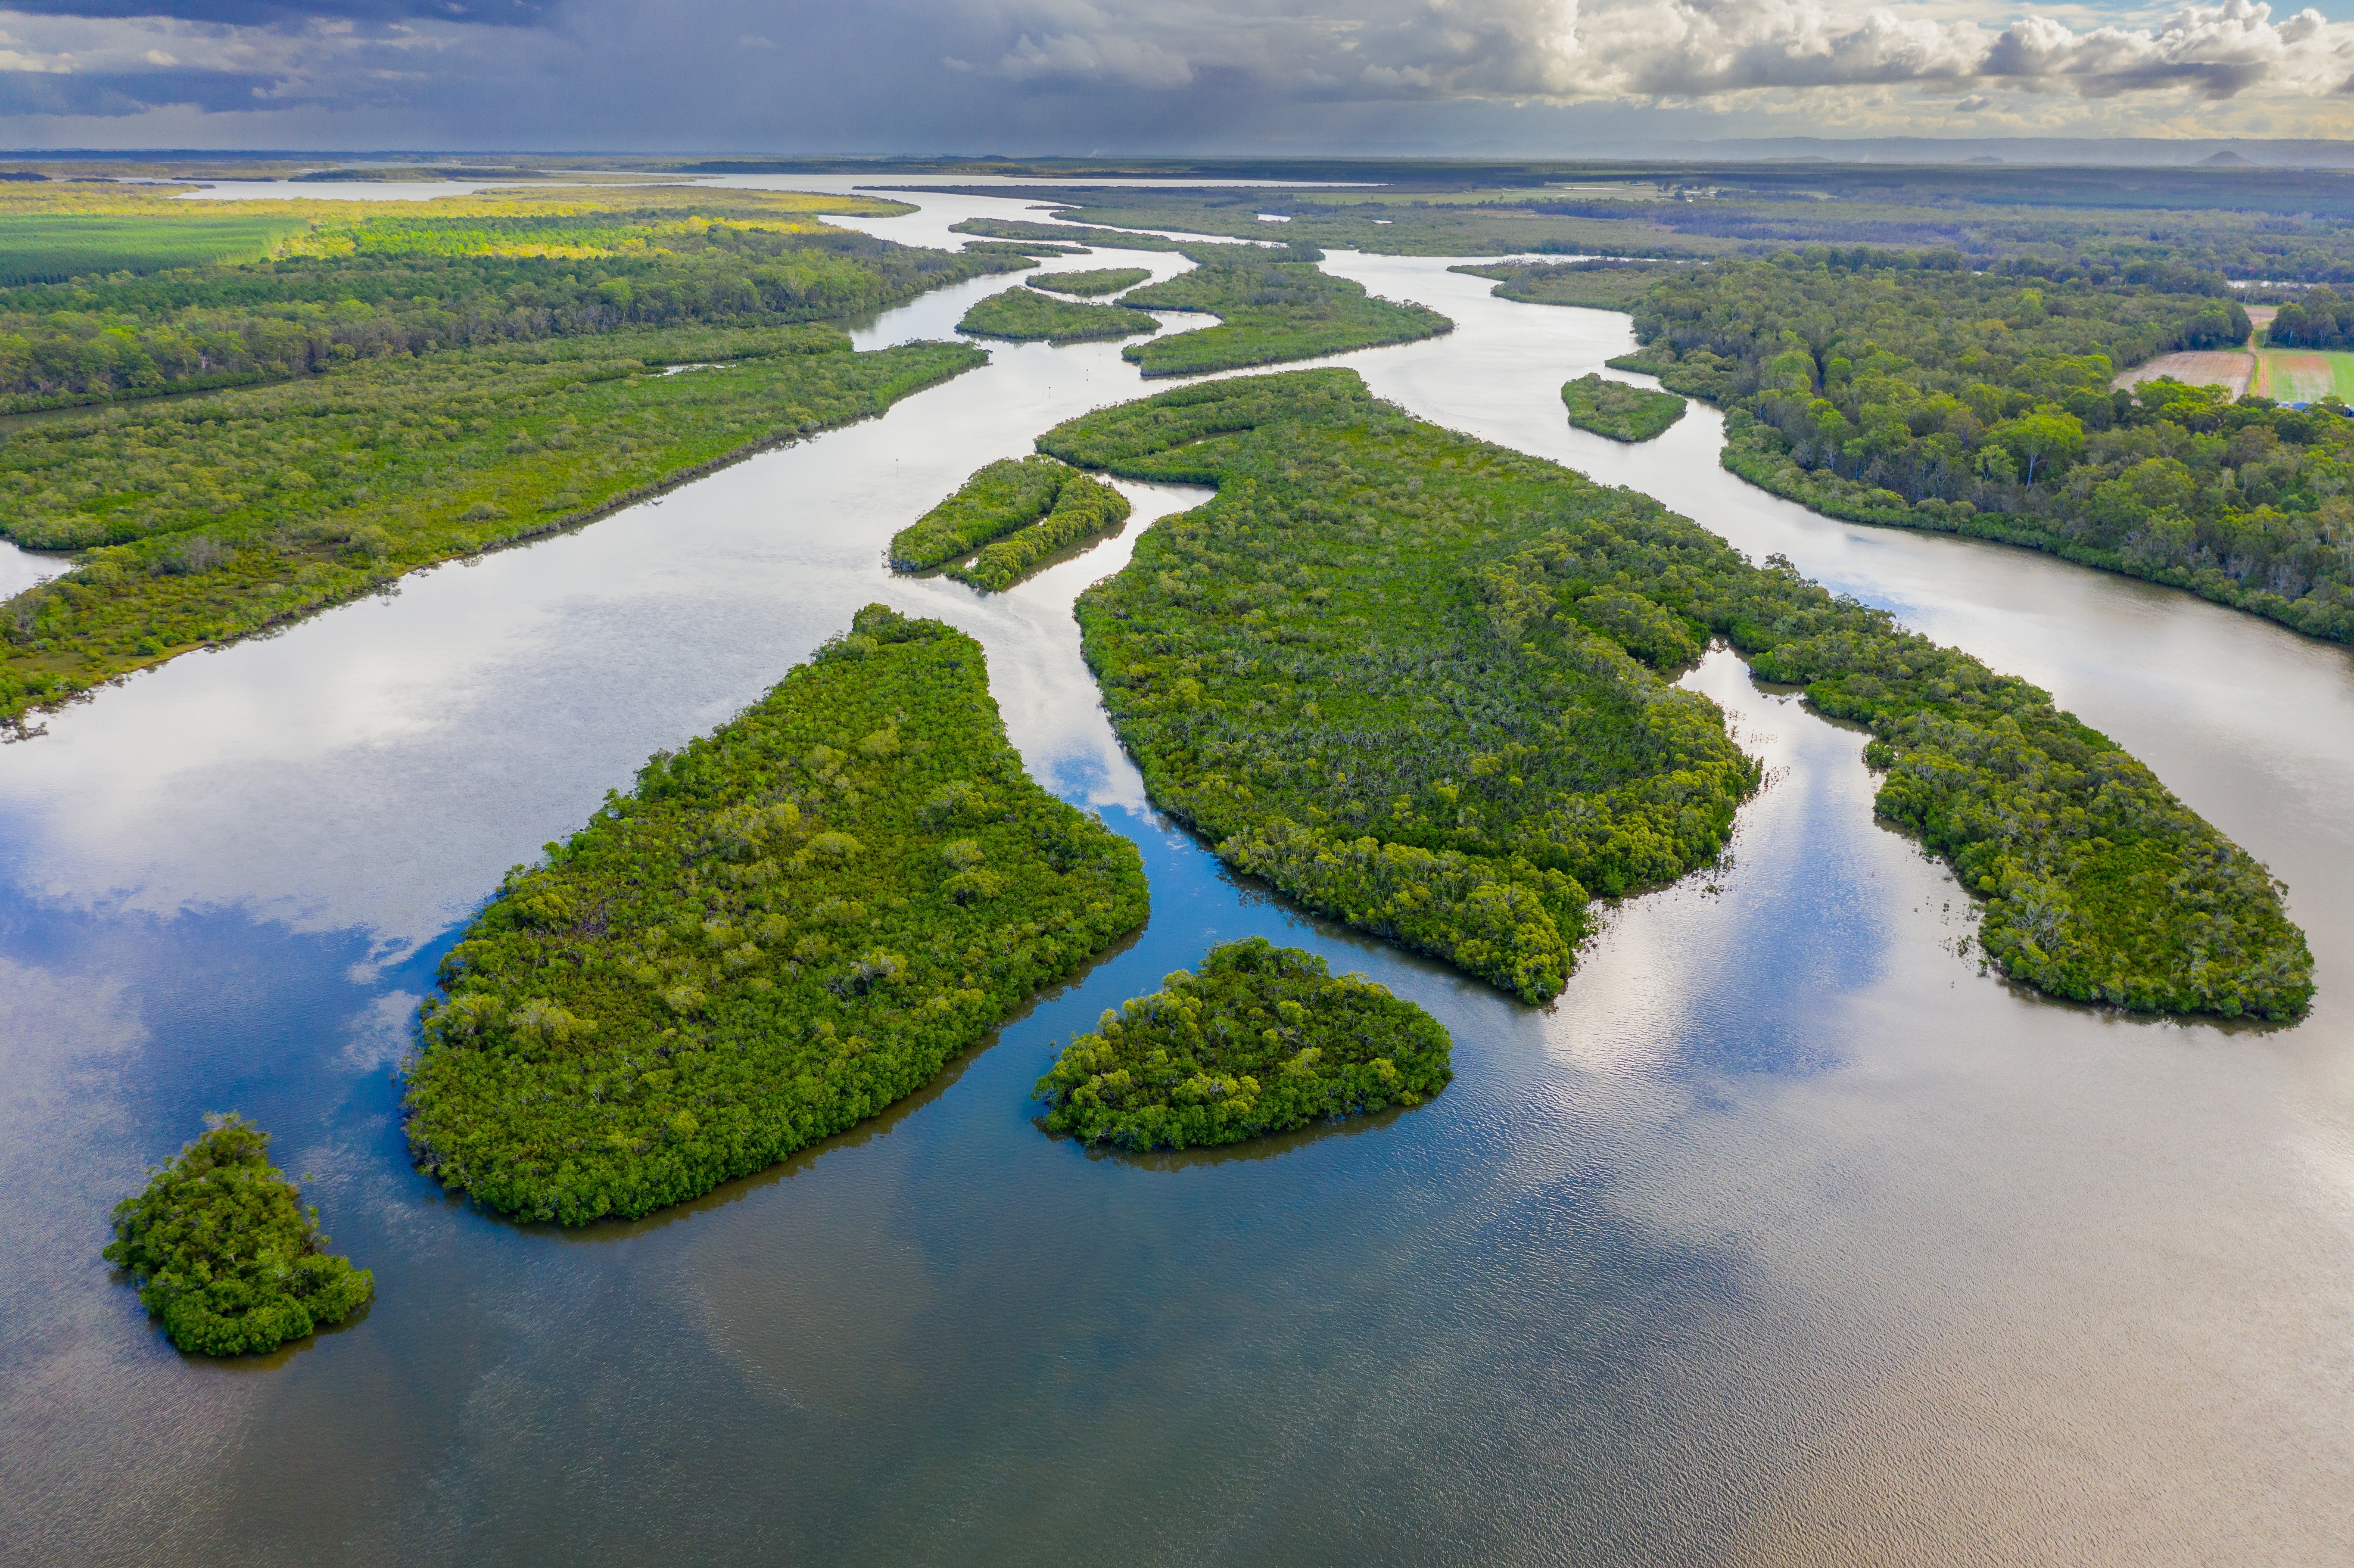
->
[[1034, 937, 1452, 1150], [104, 1114, 374, 1356], [1561, 374, 1685, 442], [1053, 369, 2310, 1018], [2266, 288, 2354, 349], [1606, 254, 2352, 641], [957, 285, 1158, 344], [2, 329, 985, 726], [0, 192, 1015, 412], [404, 606, 1150, 1224]]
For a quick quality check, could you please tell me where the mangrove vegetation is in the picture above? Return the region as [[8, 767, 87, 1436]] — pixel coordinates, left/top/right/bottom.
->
[[403, 605, 1150, 1224], [1600, 254, 2354, 642], [1028, 268, 1151, 297], [3, 329, 985, 727], [104, 1113, 374, 1356], [1118, 245, 1453, 377], [1049, 368, 2311, 1019], [947, 474, 1130, 593], [1561, 373, 1686, 442], [957, 285, 1159, 345], [1034, 937, 1452, 1151]]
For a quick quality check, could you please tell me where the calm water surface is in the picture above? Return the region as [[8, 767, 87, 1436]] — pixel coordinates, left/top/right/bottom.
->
[[2, 189, 2348, 1568]]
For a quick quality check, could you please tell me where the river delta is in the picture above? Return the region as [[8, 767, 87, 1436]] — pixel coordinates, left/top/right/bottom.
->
[[2, 177, 2350, 1566]]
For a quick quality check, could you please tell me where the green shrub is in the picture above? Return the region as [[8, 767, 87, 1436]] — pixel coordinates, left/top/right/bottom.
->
[[947, 473, 1131, 592], [404, 605, 1150, 1223], [1560, 373, 1686, 442], [1034, 937, 1452, 1150], [104, 1114, 374, 1356]]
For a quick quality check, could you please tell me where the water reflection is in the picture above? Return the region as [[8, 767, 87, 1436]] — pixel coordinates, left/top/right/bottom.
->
[[0, 185, 2349, 1568]]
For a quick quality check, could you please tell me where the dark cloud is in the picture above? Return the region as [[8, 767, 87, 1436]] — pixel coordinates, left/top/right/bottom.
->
[[2, 0, 547, 22], [0, 1, 2346, 145]]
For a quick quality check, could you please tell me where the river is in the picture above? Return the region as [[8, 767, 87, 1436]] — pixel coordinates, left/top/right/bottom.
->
[[1, 183, 2348, 1568]]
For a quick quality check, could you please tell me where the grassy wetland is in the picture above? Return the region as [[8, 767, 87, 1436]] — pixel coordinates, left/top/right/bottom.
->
[[1034, 937, 1453, 1151], [1052, 368, 2311, 1019], [405, 606, 1150, 1225]]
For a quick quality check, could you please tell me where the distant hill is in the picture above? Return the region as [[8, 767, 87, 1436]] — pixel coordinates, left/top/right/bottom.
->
[[2200, 150, 2256, 168]]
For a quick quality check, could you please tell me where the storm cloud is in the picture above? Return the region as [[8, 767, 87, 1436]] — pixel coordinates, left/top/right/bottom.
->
[[0, 0, 2349, 145]]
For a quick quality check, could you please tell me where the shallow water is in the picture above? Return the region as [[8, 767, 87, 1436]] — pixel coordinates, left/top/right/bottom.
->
[[2, 189, 2349, 1568]]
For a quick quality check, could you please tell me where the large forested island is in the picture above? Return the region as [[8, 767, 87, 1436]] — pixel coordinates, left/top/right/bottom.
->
[[1034, 937, 1453, 1151], [1049, 369, 2312, 1020], [0, 185, 1022, 728], [404, 606, 1149, 1224]]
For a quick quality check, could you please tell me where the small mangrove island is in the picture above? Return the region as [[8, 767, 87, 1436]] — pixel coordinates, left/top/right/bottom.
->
[[957, 285, 1160, 345], [1561, 373, 1686, 442], [891, 455, 1130, 591], [1119, 244, 1452, 377], [105, 1114, 374, 1356], [1034, 937, 1452, 1150], [1028, 268, 1151, 297], [1046, 368, 2311, 1019], [948, 473, 1130, 592], [403, 606, 1149, 1224]]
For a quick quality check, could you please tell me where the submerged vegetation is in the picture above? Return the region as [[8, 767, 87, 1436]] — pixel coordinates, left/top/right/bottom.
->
[[104, 1114, 374, 1356], [3, 330, 984, 727], [405, 606, 1150, 1224], [1603, 255, 2354, 643], [1051, 368, 2310, 1019], [947, 474, 1130, 593], [1034, 937, 1452, 1150], [957, 285, 1159, 344], [1028, 268, 1151, 297], [1561, 373, 1685, 442]]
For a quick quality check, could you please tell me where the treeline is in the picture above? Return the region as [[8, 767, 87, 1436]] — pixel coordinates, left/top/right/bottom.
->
[[2267, 287, 2354, 348], [405, 606, 1150, 1223], [1054, 369, 2310, 1019], [2, 328, 986, 725], [1034, 938, 1452, 1151], [1613, 257, 2353, 641], [0, 211, 1021, 411]]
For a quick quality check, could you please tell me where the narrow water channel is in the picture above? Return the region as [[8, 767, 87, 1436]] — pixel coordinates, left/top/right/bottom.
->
[[1, 185, 2347, 1568]]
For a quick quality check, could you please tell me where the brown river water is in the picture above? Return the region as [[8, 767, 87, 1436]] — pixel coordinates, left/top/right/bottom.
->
[[0, 180, 2346, 1566]]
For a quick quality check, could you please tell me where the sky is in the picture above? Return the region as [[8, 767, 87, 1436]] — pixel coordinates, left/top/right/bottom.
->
[[0, 0, 2351, 152]]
